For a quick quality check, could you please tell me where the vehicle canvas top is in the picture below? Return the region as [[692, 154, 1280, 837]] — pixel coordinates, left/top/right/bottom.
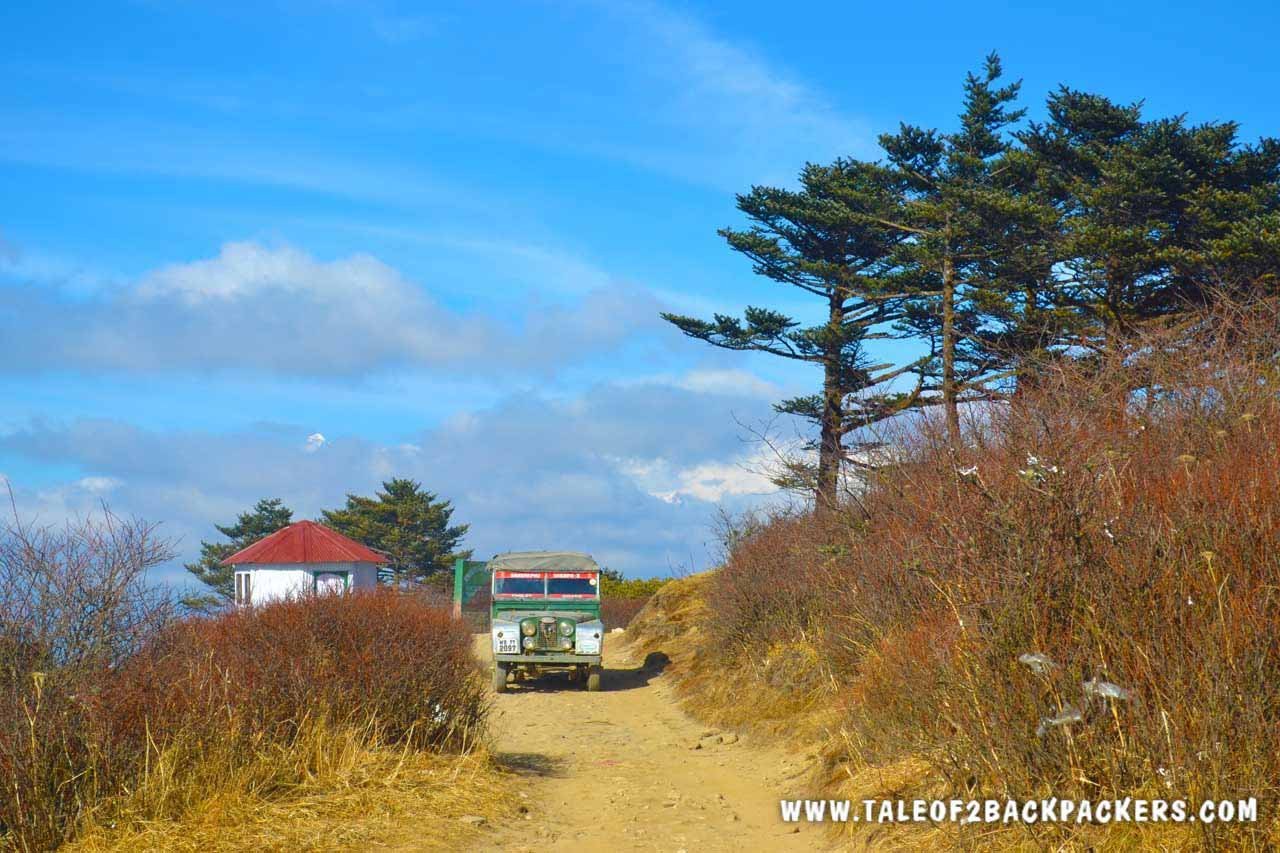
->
[[488, 550, 600, 573]]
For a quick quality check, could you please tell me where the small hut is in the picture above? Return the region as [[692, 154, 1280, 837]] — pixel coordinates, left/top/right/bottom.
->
[[222, 520, 386, 606]]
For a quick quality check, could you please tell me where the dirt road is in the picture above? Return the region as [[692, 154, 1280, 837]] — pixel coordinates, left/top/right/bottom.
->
[[469, 631, 820, 852]]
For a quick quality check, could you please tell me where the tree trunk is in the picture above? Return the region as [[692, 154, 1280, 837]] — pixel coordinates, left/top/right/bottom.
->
[[816, 291, 844, 511], [941, 248, 961, 445], [1013, 282, 1047, 399], [1101, 264, 1130, 431]]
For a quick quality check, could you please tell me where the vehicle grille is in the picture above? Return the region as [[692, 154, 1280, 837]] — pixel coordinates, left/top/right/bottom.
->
[[537, 620, 558, 649]]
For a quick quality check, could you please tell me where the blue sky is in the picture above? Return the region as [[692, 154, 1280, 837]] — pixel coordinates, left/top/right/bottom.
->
[[2, 0, 1277, 587]]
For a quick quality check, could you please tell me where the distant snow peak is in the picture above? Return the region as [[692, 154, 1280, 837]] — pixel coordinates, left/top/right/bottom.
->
[[305, 432, 327, 453]]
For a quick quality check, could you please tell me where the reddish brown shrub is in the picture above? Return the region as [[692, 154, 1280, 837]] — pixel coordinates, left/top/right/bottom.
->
[[1, 585, 484, 851], [707, 302, 1280, 846], [705, 512, 840, 652], [602, 598, 649, 629], [103, 590, 485, 755], [0, 511, 173, 851]]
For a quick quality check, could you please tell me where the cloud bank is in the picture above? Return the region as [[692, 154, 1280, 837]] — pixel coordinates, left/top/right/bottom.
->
[[0, 241, 665, 377], [0, 378, 785, 585]]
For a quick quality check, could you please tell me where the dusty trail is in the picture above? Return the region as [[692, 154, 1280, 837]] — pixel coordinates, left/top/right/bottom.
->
[[467, 631, 819, 852]]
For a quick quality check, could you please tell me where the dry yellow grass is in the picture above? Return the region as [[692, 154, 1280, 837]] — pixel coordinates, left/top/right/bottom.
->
[[624, 574, 1276, 852], [65, 719, 511, 853]]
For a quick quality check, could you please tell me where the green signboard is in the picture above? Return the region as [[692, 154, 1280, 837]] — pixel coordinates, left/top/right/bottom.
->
[[452, 558, 491, 625]]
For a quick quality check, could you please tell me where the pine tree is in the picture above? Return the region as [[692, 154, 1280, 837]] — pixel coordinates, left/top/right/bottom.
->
[[321, 479, 471, 584], [662, 159, 927, 507], [1021, 88, 1280, 346], [873, 53, 1030, 443], [960, 142, 1077, 389], [183, 498, 292, 609]]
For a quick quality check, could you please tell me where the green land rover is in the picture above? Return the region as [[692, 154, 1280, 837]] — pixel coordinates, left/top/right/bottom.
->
[[488, 550, 604, 692]]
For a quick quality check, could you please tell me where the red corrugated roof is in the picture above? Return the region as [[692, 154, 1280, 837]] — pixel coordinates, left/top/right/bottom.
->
[[222, 520, 388, 565]]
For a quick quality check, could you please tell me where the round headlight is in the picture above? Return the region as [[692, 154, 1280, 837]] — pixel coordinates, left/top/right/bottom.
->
[[521, 622, 536, 637], [522, 636, 535, 649], [560, 638, 572, 650], [559, 621, 574, 637]]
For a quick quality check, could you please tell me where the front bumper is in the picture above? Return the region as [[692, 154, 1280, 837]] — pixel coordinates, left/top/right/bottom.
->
[[495, 653, 602, 665]]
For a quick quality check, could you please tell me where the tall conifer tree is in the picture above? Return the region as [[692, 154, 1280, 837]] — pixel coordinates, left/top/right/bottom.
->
[[183, 498, 293, 609], [321, 479, 470, 584], [662, 160, 925, 507], [872, 53, 1029, 442], [1021, 89, 1280, 347]]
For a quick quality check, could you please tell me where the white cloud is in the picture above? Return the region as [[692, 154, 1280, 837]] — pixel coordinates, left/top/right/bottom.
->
[[304, 433, 326, 453], [0, 241, 666, 377], [587, 0, 872, 188], [675, 368, 782, 399], [76, 476, 122, 493], [0, 475, 128, 531], [136, 242, 361, 303], [0, 245, 116, 296], [669, 457, 778, 503], [613, 448, 780, 504]]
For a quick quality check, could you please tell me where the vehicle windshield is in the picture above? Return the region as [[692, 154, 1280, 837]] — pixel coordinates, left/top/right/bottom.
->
[[547, 576, 598, 597], [493, 571, 600, 597], [493, 575, 544, 596]]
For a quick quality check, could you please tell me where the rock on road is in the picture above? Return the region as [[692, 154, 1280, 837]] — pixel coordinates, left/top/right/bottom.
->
[[467, 630, 818, 852]]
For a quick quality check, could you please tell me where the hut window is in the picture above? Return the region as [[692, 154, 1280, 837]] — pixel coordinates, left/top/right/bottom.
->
[[313, 571, 349, 596], [235, 572, 252, 606]]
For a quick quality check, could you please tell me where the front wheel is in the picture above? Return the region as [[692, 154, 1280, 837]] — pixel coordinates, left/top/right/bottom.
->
[[492, 662, 508, 693], [586, 665, 602, 692]]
